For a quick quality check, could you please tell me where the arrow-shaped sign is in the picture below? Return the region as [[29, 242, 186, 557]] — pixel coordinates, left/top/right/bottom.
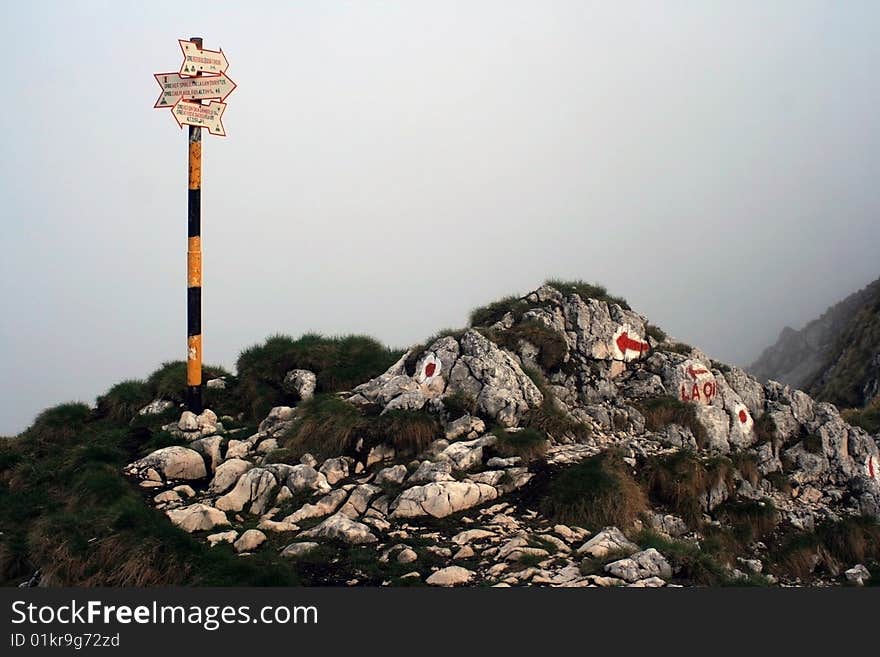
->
[[154, 71, 236, 108], [179, 39, 228, 76], [687, 364, 710, 380], [616, 331, 650, 357], [172, 99, 227, 136]]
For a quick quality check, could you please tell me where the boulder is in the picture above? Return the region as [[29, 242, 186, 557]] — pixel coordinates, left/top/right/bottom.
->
[[280, 542, 320, 558], [300, 513, 378, 544], [283, 489, 348, 524], [166, 504, 229, 533], [208, 458, 252, 495], [426, 566, 475, 587], [605, 548, 673, 583], [282, 369, 317, 401], [139, 400, 175, 416], [233, 529, 267, 553], [127, 446, 206, 481], [318, 457, 350, 486], [375, 464, 408, 486], [576, 527, 638, 559], [215, 468, 277, 514], [178, 411, 199, 432], [286, 464, 332, 494], [390, 481, 498, 519], [206, 530, 238, 547]]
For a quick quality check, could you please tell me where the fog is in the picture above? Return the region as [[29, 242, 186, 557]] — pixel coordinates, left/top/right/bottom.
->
[[2, 1, 879, 434]]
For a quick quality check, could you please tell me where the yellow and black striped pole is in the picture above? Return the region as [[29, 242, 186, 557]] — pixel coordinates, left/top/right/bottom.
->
[[186, 36, 203, 413]]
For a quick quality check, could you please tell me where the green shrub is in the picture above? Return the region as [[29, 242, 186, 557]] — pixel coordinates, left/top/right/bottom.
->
[[643, 451, 716, 527], [715, 499, 779, 545], [636, 395, 707, 448], [95, 380, 153, 422], [280, 395, 442, 462], [24, 403, 91, 443], [645, 324, 667, 342], [540, 451, 647, 529], [491, 427, 548, 462], [543, 279, 631, 310], [236, 333, 402, 420], [469, 296, 531, 328], [842, 399, 880, 434], [487, 320, 568, 371], [658, 342, 693, 355], [147, 361, 230, 404]]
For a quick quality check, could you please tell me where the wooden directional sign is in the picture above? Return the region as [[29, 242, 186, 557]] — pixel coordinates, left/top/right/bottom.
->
[[154, 72, 236, 108], [172, 99, 227, 136], [179, 39, 229, 76]]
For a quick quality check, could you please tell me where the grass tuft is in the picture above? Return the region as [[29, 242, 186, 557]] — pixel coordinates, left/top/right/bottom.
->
[[540, 451, 647, 530], [636, 395, 707, 448], [491, 427, 549, 462]]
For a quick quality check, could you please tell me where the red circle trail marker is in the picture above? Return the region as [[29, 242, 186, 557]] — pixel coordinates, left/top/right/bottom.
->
[[738, 409, 748, 423]]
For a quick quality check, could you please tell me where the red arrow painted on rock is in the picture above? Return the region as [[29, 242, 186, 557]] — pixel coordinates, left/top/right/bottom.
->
[[616, 331, 649, 356], [687, 365, 710, 380]]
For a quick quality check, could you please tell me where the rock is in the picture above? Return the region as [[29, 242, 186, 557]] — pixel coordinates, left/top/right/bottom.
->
[[645, 512, 689, 538], [407, 460, 454, 484], [576, 527, 638, 558], [139, 400, 174, 416], [452, 528, 496, 545], [396, 548, 418, 564], [178, 411, 199, 432], [438, 441, 484, 472], [318, 457, 350, 486], [275, 485, 293, 505], [153, 490, 180, 505], [256, 438, 278, 455], [300, 513, 378, 544], [256, 518, 300, 533], [127, 446, 207, 481], [605, 548, 672, 583], [190, 436, 223, 473], [282, 369, 317, 401], [206, 377, 227, 389], [339, 484, 382, 518], [487, 456, 520, 468], [286, 464, 331, 494], [426, 566, 475, 587], [454, 546, 475, 560], [390, 481, 498, 519], [215, 468, 277, 514], [366, 444, 395, 467], [375, 464, 408, 486], [694, 404, 731, 452], [845, 564, 870, 586], [280, 542, 320, 558], [173, 484, 196, 498], [445, 414, 486, 442], [166, 504, 229, 532], [197, 409, 218, 429], [283, 489, 348, 524], [258, 406, 295, 435], [208, 458, 252, 495], [233, 529, 266, 553], [300, 453, 318, 468], [627, 577, 667, 588], [206, 530, 238, 547], [225, 440, 251, 460]]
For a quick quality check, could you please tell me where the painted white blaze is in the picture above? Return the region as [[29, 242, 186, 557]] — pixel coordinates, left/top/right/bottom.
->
[[732, 403, 753, 433], [417, 354, 442, 384]]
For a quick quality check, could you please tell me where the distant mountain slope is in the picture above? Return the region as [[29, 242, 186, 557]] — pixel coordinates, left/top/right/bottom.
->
[[750, 277, 880, 409]]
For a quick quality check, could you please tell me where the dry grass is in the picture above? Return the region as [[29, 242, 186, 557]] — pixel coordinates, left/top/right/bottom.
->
[[491, 427, 549, 462], [540, 451, 647, 530], [636, 396, 708, 449], [487, 320, 568, 371], [280, 395, 442, 461]]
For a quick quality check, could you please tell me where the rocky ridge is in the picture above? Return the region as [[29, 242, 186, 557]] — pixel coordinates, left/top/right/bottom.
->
[[124, 283, 880, 586]]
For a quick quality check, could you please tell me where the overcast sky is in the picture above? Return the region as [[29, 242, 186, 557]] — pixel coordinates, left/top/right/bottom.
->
[[1, 1, 879, 435]]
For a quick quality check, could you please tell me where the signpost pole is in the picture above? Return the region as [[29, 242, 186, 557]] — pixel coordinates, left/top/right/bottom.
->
[[186, 36, 204, 414]]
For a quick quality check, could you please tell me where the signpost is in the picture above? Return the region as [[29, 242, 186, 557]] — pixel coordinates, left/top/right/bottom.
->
[[153, 37, 235, 413]]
